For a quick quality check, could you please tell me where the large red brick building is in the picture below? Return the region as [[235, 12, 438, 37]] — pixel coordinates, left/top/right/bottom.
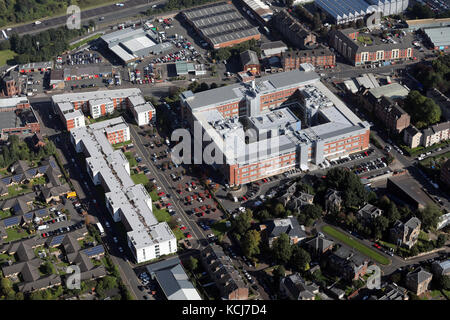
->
[[0, 97, 40, 140], [281, 48, 336, 71], [329, 28, 414, 66], [181, 69, 370, 185]]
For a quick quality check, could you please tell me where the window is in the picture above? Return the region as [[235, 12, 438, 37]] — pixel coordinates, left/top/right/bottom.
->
[[407, 48, 412, 58], [361, 52, 369, 62], [391, 49, 399, 59], [376, 50, 384, 61]]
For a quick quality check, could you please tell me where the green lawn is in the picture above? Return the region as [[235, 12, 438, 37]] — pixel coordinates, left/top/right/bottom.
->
[[30, 176, 47, 186], [153, 206, 171, 223], [0, 50, 15, 66], [0, 168, 9, 176], [0, 209, 12, 220], [150, 190, 160, 202], [69, 33, 103, 50], [322, 225, 390, 265], [378, 240, 397, 250], [131, 173, 149, 185], [211, 219, 231, 237], [0, 185, 32, 200], [4, 227, 31, 243], [125, 152, 137, 167], [113, 140, 132, 150], [0, 253, 15, 263]]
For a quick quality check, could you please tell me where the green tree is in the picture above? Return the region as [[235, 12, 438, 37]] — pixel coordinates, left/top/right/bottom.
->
[[271, 233, 292, 265], [418, 204, 442, 231], [185, 256, 199, 272], [386, 202, 400, 224], [436, 234, 447, 247], [241, 229, 261, 258], [215, 48, 231, 61], [437, 275, 450, 290], [274, 203, 286, 218], [290, 246, 311, 272], [233, 209, 253, 235]]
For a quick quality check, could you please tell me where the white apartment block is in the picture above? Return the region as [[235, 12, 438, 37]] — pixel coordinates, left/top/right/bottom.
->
[[70, 117, 176, 263], [52, 88, 156, 130]]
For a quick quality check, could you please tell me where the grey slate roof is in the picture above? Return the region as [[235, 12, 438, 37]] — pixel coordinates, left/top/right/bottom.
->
[[406, 267, 432, 285], [281, 273, 319, 300], [147, 256, 202, 300], [266, 217, 306, 240], [240, 50, 259, 66], [305, 235, 334, 253]]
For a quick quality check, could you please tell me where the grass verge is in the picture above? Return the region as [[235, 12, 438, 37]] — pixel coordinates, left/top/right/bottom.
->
[[322, 225, 390, 265]]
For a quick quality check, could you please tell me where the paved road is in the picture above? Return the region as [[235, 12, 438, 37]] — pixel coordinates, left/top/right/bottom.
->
[[2, 0, 163, 37]]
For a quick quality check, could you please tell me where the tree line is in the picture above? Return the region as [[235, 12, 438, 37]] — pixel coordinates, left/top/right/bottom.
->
[[0, 135, 56, 170], [0, 25, 88, 64]]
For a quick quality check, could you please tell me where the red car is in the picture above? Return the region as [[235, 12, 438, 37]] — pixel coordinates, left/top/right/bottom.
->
[[242, 196, 247, 201], [42, 233, 48, 238], [180, 225, 187, 230], [186, 233, 192, 238], [158, 192, 165, 196]]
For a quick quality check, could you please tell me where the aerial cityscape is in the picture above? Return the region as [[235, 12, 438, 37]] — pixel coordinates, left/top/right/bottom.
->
[[0, 0, 450, 307]]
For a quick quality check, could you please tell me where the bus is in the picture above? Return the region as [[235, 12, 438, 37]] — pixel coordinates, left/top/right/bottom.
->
[[96, 222, 105, 235]]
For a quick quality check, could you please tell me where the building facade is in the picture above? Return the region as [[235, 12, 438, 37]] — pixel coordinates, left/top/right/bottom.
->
[[180, 69, 370, 186], [373, 96, 410, 134], [282, 48, 336, 71], [0, 97, 40, 140], [70, 118, 176, 263], [272, 10, 317, 50], [329, 28, 414, 66], [52, 88, 156, 131]]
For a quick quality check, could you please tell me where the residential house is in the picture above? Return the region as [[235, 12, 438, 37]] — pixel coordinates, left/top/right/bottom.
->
[[272, 10, 317, 50], [405, 267, 433, 295], [390, 217, 421, 249], [421, 121, 450, 148], [305, 235, 334, 258], [376, 283, 409, 300], [279, 182, 314, 213], [281, 47, 336, 71], [327, 247, 369, 281], [279, 273, 319, 300], [373, 96, 410, 134], [262, 216, 307, 247], [325, 189, 343, 213], [201, 244, 248, 300], [40, 183, 71, 203], [240, 50, 260, 76], [403, 125, 422, 149], [432, 259, 450, 277], [357, 204, 383, 225]]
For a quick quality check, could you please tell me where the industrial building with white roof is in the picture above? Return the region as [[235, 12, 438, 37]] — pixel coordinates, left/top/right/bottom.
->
[[100, 26, 173, 64], [52, 88, 156, 131], [180, 67, 370, 186], [70, 117, 176, 263]]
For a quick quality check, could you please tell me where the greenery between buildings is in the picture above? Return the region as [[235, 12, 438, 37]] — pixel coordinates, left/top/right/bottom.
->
[[321, 225, 390, 265]]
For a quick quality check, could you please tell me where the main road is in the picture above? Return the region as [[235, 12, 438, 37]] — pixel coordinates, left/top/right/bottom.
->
[[2, 0, 165, 37]]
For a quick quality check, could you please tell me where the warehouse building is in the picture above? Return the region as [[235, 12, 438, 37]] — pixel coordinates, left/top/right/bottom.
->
[[0, 97, 40, 140], [315, 0, 375, 25], [180, 68, 370, 185], [239, 0, 274, 26], [52, 88, 156, 130], [70, 118, 176, 263], [423, 27, 450, 51], [406, 17, 450, 31], [329, 28, 414, 66], [365, 0, 409, 17], [19, 61, 53, 74], [100, 27, 172, 65], [261, 41, 288, 58], [182, 2, 261, 49]]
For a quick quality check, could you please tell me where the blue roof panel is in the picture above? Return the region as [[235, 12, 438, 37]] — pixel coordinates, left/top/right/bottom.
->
[[83, 245, 105, 257], [3, 216, 20, 227]]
